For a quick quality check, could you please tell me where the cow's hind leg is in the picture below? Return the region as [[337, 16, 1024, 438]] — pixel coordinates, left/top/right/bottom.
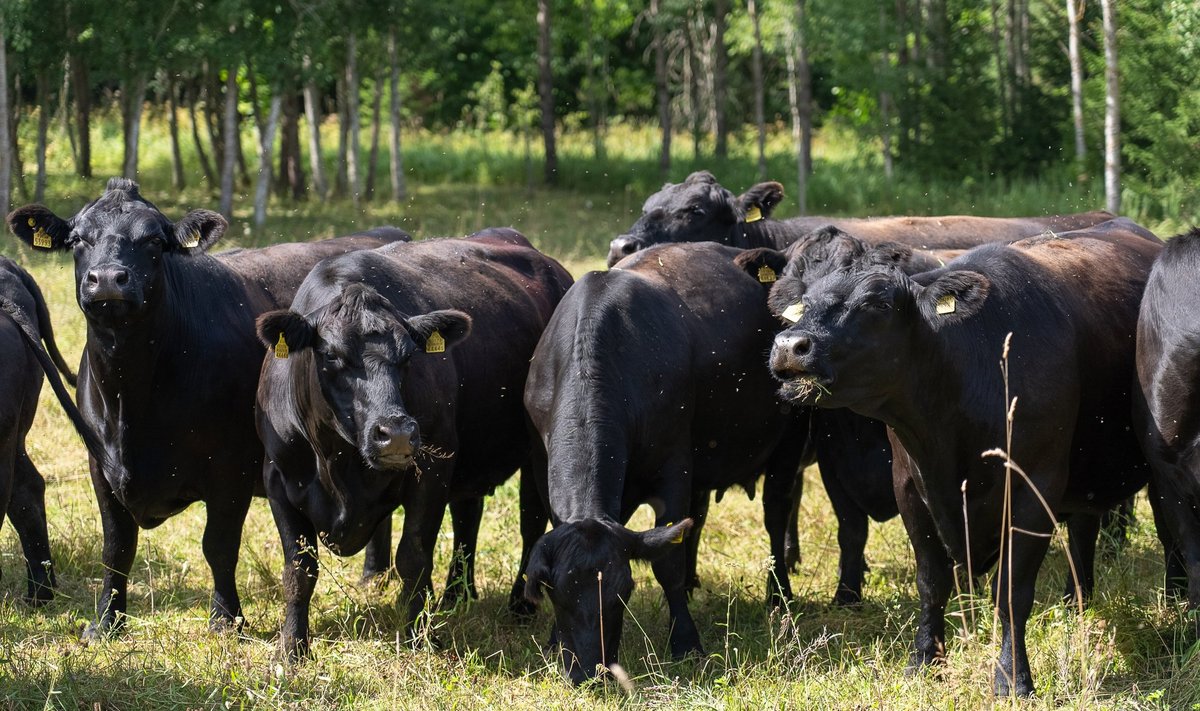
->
[[9, 449, 54, 605], [202, 490, 253, 631], [684, 490, 709, 595], [1062, 513, 1100, 605], [442, 496, 483, 609], [361, 517, 392, 583], [84, 458, 139, 640], [509, 463, 549, 619]]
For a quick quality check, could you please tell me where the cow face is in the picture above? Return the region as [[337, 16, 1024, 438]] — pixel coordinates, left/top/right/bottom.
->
[[7, 178, 227, 327], [523, 518, 692, 684], [768, 265, 990, 410], [257, 284, 471, 472], [607, 171, 784, 267]]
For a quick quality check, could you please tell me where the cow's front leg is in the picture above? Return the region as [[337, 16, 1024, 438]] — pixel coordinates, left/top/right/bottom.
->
[[84, 458, 139, 640], [509, 456, 550, 618], [684, 489, 709, 595], [1062, 513, 1100, 605], [394, 477, 450, 641], [442, 496, 484, 608], [894, 460, 953, 673], [649, 473, 703, 659], [9, 450, 55, 605], [992, 520, 1051, 697], [268, 490, 320, 660], [763, 431, 808, 606], [202, 489, 253, 631]]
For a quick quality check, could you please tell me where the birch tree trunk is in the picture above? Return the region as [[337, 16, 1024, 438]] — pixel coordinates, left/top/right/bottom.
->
[[0, 27, 9, 214], [537, 0, 558, 184], [749, 0, 766, 180], [1066, 0, 1087, 174], [166, 72, 185, 190], [35, 69, 50, 203], [334, 73, 348, 197], [787, 0, 812, 215], [387, 28, 405, 202], [220, 64, 239, 219], [122, 74, 147, 179], [302, 56, 327, 199], [878, 3, 894, 179], [188, 82, 216, 185], [1101, 0, 1120, 213], [344, 34, 361, 206], [58, 57, 77, 168], [254, 94, 282, 227], [651, 0, 671, 176], [712, 0, 729, 159], [71, 52, 91, 178]]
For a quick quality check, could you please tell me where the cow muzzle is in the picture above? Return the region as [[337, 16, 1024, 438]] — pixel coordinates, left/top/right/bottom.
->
[[605, 235, 645, 268], [770, 332, 833, 402], [80, 265, 141, 317], [366, 416, 420, 469]]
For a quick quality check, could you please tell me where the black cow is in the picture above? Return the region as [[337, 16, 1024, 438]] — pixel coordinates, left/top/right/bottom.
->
[[1134, 227, 1200, 616], [7, 178, 408, 638], [521, 242, 805, 684], [607, 170, 1116, 266], [255, 228, 572, 659], [0, 257, 107, 604], [768, 227, 1160, 695]]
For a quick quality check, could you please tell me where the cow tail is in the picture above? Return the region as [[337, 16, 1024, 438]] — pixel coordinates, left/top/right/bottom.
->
[[0, 295, 110, 472], [16, 266, 78, 387]]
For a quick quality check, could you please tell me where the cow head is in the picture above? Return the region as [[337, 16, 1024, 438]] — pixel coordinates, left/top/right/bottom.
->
[[523, 518, 692, 684], [7, 178, 227, 327], [607, 171, 784, 267], [257, 283, 471, 472], [768, 257, 990, 411]]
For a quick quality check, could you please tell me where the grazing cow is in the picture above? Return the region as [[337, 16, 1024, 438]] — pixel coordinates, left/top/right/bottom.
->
[[7, 178, 408, 638], [606, 170, 1116, 266], [255, 228, 572, 659], [767, 227, 1159, 696], [521, 242, 805, 684], [0, 257, 107, 604], [1135, 227, 1200, 615]]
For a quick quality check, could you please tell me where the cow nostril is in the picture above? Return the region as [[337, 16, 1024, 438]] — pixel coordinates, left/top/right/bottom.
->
[[373, 425, 392, 444], [620, 241, 638, 255], [86, 271, 100, 285], [792, 335, 812, 356], [114, 270, 129, 285]]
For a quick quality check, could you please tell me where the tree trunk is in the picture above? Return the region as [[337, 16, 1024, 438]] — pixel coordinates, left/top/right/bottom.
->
[[35, 69, 50, 203], [220, 64, 239, 219], [166, 72, 185, 190], [749, 0, 766, 180], [1066, 0, 1086, 174], [344, 34, 361, 205], [687, 11, 703, 157], [334, 72, 348, 197], [58, 56, 77, 169], [71, 52, 91, 178], [990, 0, 1010, 139], [788, 0, 812, 215], [712, 0, 729, 159], [537, 0, 557, 184], [387, 28, 405, 202], [895, 0, 911, 157], [651, 0, 671, 176], [234, 105, 250, 188], [122, 74, 147, 179], [878, 3, 894, 179], [280, 93, 306, 200], [1101, 0, 1120, 213], [254, 94, 282, 227], [303, 56, 327, 199], [0, 28, 9, 214], [187, 81, 216, 186], [10, 74, 26, 202], [365, 69, 384, 199]]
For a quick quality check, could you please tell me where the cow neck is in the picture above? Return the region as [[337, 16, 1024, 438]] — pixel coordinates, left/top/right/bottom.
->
[[735, 218, 792, 250], [545, 426, 629, 526]]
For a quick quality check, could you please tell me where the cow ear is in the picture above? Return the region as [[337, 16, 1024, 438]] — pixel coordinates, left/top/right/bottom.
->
[[630, 519, 693, 561], [8, 205, 71, 251], [172, 209, 228, 253], [523, 537, 553, 603], [406, 309, 472, 352], [918, 271, 990, 327], [256, 310, 316, 354], [865, 242, 915, 268], [733, 247, 789, 287], [737, 181, 785, 219]]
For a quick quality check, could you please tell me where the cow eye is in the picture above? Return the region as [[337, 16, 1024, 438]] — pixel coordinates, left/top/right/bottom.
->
[[690, 206, 705, 216], [866, 300, 891, 311]]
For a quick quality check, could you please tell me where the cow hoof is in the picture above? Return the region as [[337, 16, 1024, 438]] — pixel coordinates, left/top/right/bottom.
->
[[669, 639, 704, 661], [81, 616, 123, 642], [831, 589, 863, 607], [24, 584, 54, 608], [904, 648, 945, 677], [993, 668, 1034, 697], [507, 594, 538, 620], [359, 569, 392, 587], [209, 613, 245, 634]]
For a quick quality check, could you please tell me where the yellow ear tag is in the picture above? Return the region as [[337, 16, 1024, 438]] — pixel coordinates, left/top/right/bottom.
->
[[745, 205, 763, 223], [757, 265, 777, 284], [32, 227, 52, 249], [179, 230, 201, 249], [936, 294, 957, 315], [781, 302, 806, 323], [274, 333, 290, 359], [669, 524, 685, 545], [425, 330, 446, 354]]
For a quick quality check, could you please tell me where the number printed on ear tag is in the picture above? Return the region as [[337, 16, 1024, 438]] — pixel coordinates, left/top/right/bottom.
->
[[781, 302, 805, 323], [936, 294, 957, 315], [274, 333, 290, 359], [425, 330, 446, 354], [757, 265, 776, 283]]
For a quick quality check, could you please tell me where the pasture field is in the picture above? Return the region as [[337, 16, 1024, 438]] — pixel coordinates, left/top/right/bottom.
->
[[0, 124, 1197, 709]]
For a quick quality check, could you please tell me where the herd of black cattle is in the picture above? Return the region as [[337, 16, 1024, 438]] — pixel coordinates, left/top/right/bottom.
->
[[1, 172, 1198, 696]]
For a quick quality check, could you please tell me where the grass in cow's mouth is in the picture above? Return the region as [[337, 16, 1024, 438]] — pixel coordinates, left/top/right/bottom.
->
[[779, 375, 831, 403]]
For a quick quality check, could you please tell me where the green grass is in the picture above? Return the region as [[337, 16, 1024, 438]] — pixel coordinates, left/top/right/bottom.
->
[[0, 115, 1196, 708]]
